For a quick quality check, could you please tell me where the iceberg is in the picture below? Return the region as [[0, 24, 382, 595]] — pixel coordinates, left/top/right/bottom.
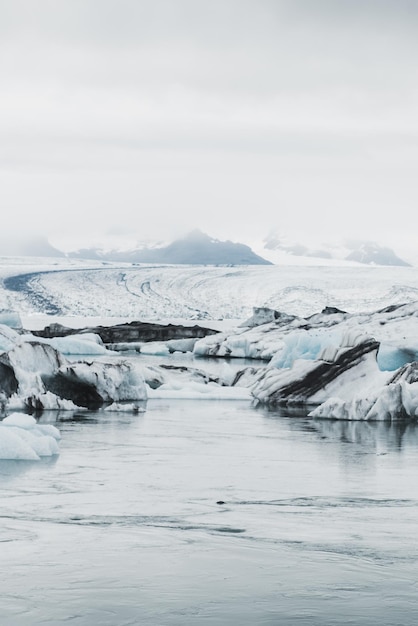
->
[[309, 363, 418, 421], [58, 359, 147, 404], [0, 413, 61, 460], [192, 301, 418, 419], [147, 380, 252, 400], [0, 326, 148, 412], [1, 296, 418, 419]]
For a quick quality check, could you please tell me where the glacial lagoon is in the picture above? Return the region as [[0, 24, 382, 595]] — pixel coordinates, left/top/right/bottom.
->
[[2, 396, 418, 625]]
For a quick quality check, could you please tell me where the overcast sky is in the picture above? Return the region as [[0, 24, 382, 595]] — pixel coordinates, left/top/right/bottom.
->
[[1, 0, 417, 255]]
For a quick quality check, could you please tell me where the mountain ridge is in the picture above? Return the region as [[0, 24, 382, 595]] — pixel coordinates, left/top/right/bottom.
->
[[0, 230, 413, 267], [67, 229, 273, 265], [252, 232, 412, 267]]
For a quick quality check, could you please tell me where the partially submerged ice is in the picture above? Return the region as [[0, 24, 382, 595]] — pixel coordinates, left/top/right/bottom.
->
[[0, 329, 148, 413], [195, 302, 418, 421], [1, 300, 418, 420], [0, 413, 61, 460]]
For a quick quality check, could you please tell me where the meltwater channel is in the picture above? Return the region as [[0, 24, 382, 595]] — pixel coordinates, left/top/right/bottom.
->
[[2, 394, 418, 625]]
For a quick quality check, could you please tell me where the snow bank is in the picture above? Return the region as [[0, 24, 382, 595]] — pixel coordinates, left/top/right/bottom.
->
[[0, 413, 60, 460]]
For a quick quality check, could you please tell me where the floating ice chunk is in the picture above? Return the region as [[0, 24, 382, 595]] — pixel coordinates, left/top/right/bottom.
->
[[0, 412, 61, 460], [24, 391, 81, 412], [49, 334, 108, 355], [0, 427, 40, 460], [146, 380, 252, 400], [194, 330, 270, 359], [60, 359, 147, 402], [253, 340, 387, 406], [104, 402, 145, 412], [194, 333, 227, 357], [309, 396, 376, 420], [165, 338, 198, 353], [2, 413, 39, 428], [139, 342, 170, 356], [20, 332, 109, 355], [309, 381, 418, 421]]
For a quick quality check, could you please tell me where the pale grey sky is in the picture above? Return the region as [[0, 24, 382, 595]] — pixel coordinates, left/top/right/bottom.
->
[[1, 0, 417, 255]]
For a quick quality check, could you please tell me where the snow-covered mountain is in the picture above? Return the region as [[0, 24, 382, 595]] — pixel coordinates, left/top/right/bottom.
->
[[344, 241, 411, 266], [67, 230, 272, 266], [1, 230, 413, 268], [252, 232, 412, 267]]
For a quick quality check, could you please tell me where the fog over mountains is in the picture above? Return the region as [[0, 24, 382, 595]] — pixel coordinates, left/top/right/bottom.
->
[[68, 230, 272, 266], [254, 232, 412, 267], [0, 230, 413, 267]]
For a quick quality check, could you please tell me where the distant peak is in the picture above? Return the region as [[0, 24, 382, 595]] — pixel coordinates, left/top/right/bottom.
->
[[182, 229, 214, 242]]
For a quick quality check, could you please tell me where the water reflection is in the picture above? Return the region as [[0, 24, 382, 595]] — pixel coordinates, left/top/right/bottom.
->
[[38, 403, 148, 425], [311, 418, 418, 452], [258, 404, 418, 453], [0, 455, 58, 479]]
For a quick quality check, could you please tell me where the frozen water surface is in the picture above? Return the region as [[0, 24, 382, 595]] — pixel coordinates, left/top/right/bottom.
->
[[2, 399, 418, 625]]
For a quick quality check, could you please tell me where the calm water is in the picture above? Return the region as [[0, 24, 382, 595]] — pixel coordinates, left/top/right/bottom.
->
[[1, 399, 418, 625]]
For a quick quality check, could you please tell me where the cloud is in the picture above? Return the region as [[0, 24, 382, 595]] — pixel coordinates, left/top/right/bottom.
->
[[0, 0, 417, 254]]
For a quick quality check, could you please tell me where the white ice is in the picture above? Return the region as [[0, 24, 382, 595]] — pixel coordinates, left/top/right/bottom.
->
[[0, 413, 60, 460], [146, 380, 252, 400]]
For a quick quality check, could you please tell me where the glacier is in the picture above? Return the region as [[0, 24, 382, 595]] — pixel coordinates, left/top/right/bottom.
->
[[2, 257, 418, 322], [1, 258, 418, 422]]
